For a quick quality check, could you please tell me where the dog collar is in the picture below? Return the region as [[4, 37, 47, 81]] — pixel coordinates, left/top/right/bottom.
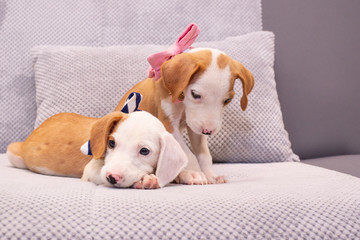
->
[[146, 23, 200, 80], [80, 92, 142, 156]]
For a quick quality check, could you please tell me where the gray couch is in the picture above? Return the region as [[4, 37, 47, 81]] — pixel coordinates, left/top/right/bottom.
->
[[1, 1, 359, 239]]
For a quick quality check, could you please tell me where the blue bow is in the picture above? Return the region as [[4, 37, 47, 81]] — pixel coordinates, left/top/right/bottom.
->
[[80, 92, 142, 156]]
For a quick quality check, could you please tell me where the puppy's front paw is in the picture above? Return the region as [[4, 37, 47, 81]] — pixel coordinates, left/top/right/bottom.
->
[[175, 170, 208, 185], [81, 159, 104, 185], [206, 175, 227, 184], [81, 171, 93, 182], [132, 174, 160, 189]]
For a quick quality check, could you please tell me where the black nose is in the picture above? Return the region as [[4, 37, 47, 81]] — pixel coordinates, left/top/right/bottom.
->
[[107, 174, 117, 184], [202, 130, 212, 135]]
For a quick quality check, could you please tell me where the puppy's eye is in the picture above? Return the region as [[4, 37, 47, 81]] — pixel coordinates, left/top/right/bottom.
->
[[224, 98, 232, 105], [108, 140, 115, 149], [191, 90, 201, 99], [139, 147, 150, 156]]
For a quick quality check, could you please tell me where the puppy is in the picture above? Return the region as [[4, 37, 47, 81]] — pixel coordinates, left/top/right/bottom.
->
[[6, 111, 187, 188], [115, 48, 254, 185]]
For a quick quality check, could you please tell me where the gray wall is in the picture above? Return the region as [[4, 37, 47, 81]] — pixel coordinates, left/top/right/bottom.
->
[[262, 0, 360, 159]]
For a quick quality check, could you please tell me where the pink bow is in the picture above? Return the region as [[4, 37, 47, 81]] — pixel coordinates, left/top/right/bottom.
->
[[146, 23, 200, 80]]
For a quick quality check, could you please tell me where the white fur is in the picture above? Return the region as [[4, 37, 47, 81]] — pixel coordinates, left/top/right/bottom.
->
[[82, 111, 187, 188], [161, 48, 231, 184], [184, 49, 231, 135], [6, 150, 26, 169], [7, 148, 72, 177], [33, 166, 66, 177]]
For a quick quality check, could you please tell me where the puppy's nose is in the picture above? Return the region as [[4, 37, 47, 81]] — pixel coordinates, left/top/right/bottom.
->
[[106, 173, 123, 185], [202, 129, 213, 135]]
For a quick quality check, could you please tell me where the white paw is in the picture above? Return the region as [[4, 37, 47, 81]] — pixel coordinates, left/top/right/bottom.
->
[[81, 171, 96, 184], [175, 170, 208, 185], [206, 175, 227, 184], [81, 159, 104, 185], [132, 174, 160, 189]]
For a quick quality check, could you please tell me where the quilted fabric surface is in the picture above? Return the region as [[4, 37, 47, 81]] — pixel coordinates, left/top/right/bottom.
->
[[0, 0, 262, 153], [1, 154, 359, 239], [31, 32, 299, 163]]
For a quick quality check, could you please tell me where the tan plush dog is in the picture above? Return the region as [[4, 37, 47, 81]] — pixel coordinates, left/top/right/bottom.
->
[[6, 111, 188, 188], [115, 48, 254, 185]]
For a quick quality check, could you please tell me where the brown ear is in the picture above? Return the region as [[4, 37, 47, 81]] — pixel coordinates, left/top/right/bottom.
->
[[231, 60, 255, 111], [161, 53, 200, 102], [90, 112, 124, 159]]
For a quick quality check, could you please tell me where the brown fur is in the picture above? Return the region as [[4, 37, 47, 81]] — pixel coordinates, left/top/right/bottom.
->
[[7, 112, 127, 177], [217, 53, 229, 70]]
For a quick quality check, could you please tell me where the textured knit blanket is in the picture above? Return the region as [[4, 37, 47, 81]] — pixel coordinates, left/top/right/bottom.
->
[[1, 154, 359, 239]]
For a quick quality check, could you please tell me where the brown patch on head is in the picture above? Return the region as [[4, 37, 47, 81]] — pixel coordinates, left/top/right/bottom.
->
[[217, 53, 231, 70], [90, 112, 128, 159], [161, 50, 212, 102]]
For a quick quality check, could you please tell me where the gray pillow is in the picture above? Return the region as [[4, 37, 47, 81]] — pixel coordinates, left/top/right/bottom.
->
[[0, 0, 262, 153], [32, 31, 299, 163]]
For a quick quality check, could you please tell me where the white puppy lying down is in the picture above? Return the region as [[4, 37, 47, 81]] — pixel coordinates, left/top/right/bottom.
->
[[7, 111, 188, 189], [82, 111, 188, 188]]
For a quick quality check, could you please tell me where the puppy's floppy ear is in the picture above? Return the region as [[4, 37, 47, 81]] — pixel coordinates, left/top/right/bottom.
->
[[90, 112, 124, 160], [156, 132, 188, 187], [231, 60, 255, 111], [161, 53, 199, 102]]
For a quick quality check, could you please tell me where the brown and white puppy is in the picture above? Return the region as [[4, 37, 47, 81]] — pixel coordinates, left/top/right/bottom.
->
[[6, 111, 187, 188], [115, 48, 254, 185]]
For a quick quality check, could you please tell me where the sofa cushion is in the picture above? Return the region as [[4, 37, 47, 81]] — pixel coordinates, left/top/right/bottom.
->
[[32, 31, 299, 163], [1, 154, 359, 239], [303, 155, 360, 178]]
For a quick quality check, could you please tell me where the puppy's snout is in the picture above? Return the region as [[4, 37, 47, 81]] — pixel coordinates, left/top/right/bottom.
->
[[106, 173, 123, 185], [202, 129, 213, 135], [200, 121, 220, 136]]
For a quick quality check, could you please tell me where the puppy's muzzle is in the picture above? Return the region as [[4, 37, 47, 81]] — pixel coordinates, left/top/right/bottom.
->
[[106, 173, 123, 185], [202, 129, 213, 135]]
